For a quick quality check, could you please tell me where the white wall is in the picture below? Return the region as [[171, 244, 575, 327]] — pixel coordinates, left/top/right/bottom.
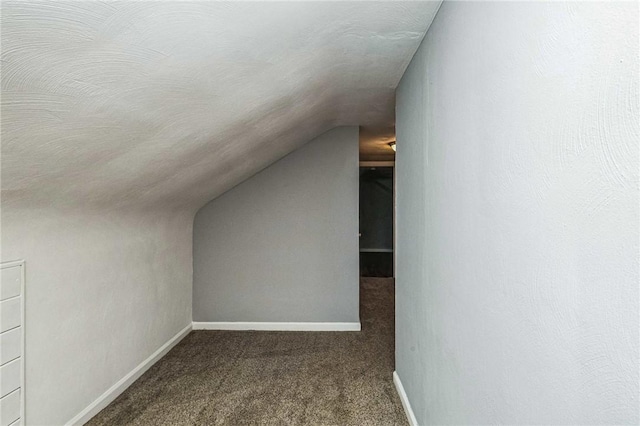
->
[[0, 207, 192, 425], [193, 127, 360, 323], [395, 2, 639, 424]]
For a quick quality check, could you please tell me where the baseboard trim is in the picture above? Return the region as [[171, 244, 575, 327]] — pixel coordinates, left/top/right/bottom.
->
[[66, 323, 192, 426], [192, 321, 361, 331], [393, 371, 418, 426]]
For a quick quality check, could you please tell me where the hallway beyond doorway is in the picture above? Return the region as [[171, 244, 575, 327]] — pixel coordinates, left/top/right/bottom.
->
[[360, 166, 394, 278]]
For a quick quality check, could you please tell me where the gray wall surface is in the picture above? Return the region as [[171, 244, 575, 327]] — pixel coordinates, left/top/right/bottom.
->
[[193, 127, 360, 323], [1, 207, 193, 425], [395, 2, 639, 425]]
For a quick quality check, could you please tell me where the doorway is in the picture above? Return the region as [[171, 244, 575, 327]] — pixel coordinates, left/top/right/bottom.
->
[[357, 128, 397, 392]]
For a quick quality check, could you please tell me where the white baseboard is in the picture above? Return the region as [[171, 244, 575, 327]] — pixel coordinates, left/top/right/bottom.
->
[[66, 324, 192, 426], [393, 371, 419, 426], [192, 321, 361, 331]]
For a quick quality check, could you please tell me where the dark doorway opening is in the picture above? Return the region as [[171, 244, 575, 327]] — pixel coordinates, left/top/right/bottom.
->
[[359, 166, 394, 277]]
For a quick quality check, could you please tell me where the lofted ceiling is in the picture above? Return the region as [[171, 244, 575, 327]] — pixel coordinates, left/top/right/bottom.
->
[[1, 1, 441, 211]]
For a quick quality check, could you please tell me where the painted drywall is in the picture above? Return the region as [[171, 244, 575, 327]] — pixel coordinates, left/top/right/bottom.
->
[[1, 1, 441, 213], [0, 207, 192, 425], [1, 2, 442, 422], [194, 127, 359, 323], [396, 1, 639, 425]]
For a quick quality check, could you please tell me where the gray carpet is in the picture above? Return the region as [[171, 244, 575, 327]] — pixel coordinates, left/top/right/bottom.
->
[[88, 278, 407, 425]]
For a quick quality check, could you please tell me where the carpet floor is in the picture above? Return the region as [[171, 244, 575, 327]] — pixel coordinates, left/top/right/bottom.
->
[[88, 278, 407, 425]]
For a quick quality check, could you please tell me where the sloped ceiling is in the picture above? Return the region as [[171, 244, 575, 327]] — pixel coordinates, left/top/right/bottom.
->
[[1, 1, 441, 211]]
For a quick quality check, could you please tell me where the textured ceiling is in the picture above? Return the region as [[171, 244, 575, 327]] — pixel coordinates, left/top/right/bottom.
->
[[1, 1, 441, 211]]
